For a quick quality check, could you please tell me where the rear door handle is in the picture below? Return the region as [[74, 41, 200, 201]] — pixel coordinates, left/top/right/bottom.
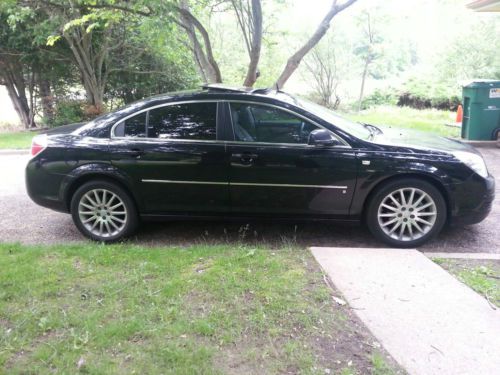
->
[[126, 148, 145, 158], [232, 153, 258, 165]]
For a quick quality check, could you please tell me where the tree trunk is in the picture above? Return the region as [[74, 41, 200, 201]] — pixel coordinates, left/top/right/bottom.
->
[[63, 28, 106, 113], [1, 60, 35, 129], [177, 1, 222, 84], [38, 77, 54, 124], [275, 0, 358, 89], [242, 0, 263, 87], [357, 58, 370, 112]]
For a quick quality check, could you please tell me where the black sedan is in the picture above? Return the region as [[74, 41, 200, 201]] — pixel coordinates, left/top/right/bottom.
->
[[26, 85, 495, 247]]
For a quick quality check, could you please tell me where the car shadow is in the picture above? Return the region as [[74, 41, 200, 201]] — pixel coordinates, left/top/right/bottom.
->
[[127, 219, 488, 253]]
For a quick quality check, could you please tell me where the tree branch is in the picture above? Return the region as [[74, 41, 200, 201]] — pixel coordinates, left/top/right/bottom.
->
[[275, 0, 358, 89]]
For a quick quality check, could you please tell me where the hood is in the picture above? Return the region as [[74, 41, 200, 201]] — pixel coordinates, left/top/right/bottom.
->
[[368, 126, 478, 154], [45, 122, 86, 135]]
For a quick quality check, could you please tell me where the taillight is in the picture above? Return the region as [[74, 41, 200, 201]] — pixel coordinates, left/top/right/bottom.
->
[[31, 134, 48, 157]]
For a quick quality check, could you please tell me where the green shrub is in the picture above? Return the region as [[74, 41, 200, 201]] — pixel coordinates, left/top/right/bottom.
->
[[360, 88, 398, 109], [51, 100, 86, 127], [397, 78, 461, 111]]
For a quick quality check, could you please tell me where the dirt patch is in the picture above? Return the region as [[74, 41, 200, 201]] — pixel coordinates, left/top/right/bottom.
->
[[304, 261, 405, 374]]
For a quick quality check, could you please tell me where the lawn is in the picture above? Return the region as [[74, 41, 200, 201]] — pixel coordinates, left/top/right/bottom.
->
[[0, 243, 399, 374], [0, 131, 36, 150], [434, 258, 500, 308], [343, 105, 461, 138]]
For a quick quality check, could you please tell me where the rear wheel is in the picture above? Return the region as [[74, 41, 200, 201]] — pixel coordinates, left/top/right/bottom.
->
[[366, 178, 447, 248], [70, 180, 138, 242]]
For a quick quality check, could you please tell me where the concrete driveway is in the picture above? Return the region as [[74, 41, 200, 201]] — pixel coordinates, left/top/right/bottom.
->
[[1, 147, 499, 253]]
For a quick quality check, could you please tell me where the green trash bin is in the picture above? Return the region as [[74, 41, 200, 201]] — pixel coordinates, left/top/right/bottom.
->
[[461, 80, 500, 140]]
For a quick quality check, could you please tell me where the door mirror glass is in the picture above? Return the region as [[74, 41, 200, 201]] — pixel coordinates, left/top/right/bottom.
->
[[308, 129, 341, 147]]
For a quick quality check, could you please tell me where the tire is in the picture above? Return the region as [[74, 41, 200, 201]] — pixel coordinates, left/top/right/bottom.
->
[[70, 180, 138, 242], [366, 178, 447, 248], [493, 128, 500, 141]]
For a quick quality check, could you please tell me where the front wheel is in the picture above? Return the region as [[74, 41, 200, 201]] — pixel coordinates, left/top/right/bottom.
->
[[70, 180, 138, 242], [366, 178, 447, 248]]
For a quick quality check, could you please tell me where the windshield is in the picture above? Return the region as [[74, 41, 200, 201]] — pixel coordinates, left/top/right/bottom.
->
[[296, 98, 371, 139]]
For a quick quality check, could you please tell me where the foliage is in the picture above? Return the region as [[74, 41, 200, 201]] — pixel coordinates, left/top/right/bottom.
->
[[359, 88, 398, 110], [435, 18, 500, 84], [52, 100, 87, 127], [398, 78, 461, 111]]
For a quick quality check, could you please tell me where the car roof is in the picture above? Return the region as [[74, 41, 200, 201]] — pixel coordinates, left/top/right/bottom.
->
[[134, 84, 300, 108], [73, 85, 304, 137]]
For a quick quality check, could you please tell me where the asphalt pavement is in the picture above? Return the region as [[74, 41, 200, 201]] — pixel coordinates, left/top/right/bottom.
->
[[1, 147, 499, 252]]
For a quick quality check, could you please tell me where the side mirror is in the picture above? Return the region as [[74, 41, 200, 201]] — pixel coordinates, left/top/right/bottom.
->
[[308, 129, 340, 147]]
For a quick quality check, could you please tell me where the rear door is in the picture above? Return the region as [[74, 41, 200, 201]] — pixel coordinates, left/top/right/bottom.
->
[[108, 101, 230, 214], [225, 101, 358, 218]]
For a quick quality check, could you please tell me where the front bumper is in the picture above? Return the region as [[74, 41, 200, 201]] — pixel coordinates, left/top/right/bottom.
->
[[449, 174, 495, 225]]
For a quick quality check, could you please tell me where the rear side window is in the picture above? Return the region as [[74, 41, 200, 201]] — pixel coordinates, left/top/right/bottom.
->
[[114, 112, 147, 138], [147, 103, 217, 140]]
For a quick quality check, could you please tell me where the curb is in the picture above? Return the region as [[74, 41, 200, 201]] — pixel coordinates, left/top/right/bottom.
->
[[0, 149, 29, 156], [424, 252, 500, 260], [460, 140, 500, 148]]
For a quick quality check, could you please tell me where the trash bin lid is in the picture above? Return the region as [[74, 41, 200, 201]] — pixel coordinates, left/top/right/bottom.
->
[[462, 79, 500, 88]]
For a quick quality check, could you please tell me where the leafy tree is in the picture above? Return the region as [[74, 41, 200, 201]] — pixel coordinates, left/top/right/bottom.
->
[[0, 4, 74, 128], [354, 10, 383, 111]]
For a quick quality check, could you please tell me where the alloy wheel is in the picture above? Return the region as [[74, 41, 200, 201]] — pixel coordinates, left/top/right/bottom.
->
[[78, 188, 128, 238], [377, 187, 437, 242]]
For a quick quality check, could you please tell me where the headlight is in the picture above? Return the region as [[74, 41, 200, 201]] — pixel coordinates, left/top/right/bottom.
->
[[452, 151, 489, 178]]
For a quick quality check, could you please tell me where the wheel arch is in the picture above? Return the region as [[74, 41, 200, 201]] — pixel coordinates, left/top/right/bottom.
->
[[61, 166, 139, 212], [361, 173, 451, 223]]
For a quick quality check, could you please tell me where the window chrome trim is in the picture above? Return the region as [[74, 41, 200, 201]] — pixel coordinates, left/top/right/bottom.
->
[[110, 100, 222, 140], [142, 179, 228, 186], [231, 182, 348, 189], [226, 100, 351, 148], [141, 179, 348, 190], [110, 98, 351, 149]]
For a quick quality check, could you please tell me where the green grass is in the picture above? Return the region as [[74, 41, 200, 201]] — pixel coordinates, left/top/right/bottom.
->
[[0, 243, 396, 374], [342, 105, 461, 138], [0, 131, 36, 149], [435, 259, 500, 308]]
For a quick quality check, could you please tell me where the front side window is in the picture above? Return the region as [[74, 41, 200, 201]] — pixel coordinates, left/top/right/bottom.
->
[[114, 112, 147, 138], [147, 102, 217, 140], [229, 102, 319, 144]]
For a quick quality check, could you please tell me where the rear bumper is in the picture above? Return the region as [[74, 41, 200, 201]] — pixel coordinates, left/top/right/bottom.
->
[[25, 159, 69, 213], [449, 174, 495, 225]]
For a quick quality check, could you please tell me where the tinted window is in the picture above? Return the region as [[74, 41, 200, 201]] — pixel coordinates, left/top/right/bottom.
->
[[114, 112, 147, 138], [230, 103, 318, 144], [147, 103, 217, 140]]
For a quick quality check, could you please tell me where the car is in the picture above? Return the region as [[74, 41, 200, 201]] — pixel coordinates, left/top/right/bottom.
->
[[26, 84, 495, 247]]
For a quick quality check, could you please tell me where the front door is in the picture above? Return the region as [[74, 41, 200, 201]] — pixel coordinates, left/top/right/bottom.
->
[[108, 101, 230, 214], [226, 102, 357, 218]]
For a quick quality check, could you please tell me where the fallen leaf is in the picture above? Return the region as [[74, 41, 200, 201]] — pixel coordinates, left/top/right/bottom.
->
[[332, 296, 346, 306]]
